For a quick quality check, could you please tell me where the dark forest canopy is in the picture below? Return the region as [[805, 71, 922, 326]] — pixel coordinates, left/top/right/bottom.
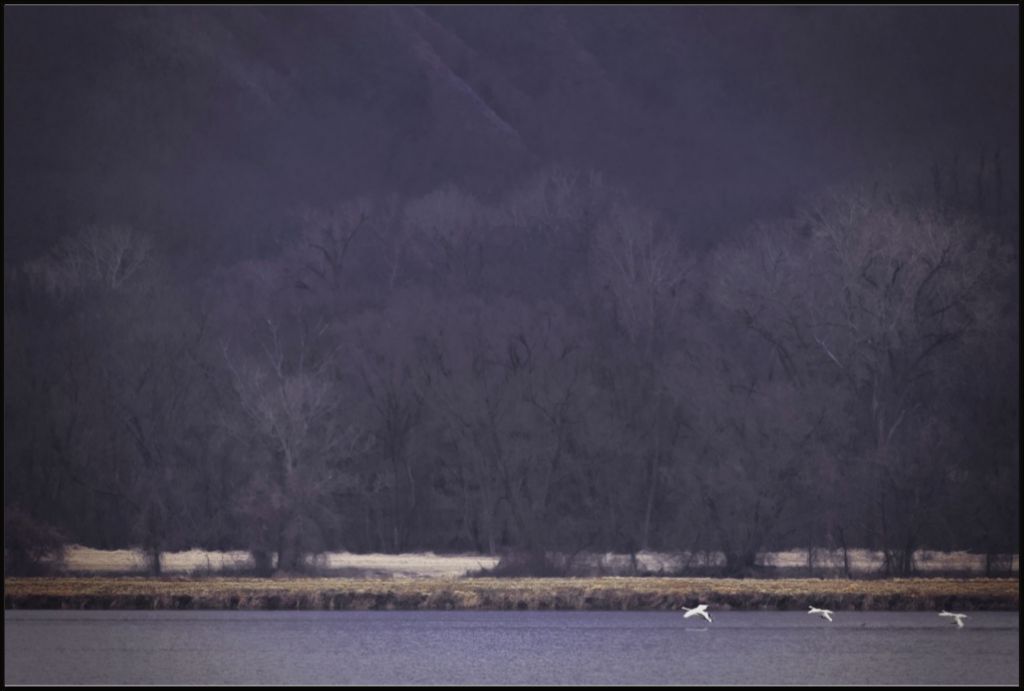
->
[[3, 6, 1019, 576]]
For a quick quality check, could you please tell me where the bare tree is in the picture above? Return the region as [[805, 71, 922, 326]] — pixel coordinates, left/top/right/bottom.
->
[[292, 201, 372, 294], [591, 203, 691, 353], [420, 296, 587, 556], [26, 225, 154, 297], [588, 203, 696, 553], [222, 316, 360, 572], [798, 189, 1012, 573], [404, 185, 492, 293], [347, 297, 430, 552]]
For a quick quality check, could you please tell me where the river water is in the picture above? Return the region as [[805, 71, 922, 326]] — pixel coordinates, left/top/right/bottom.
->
[[4, 610, 1019, 685]]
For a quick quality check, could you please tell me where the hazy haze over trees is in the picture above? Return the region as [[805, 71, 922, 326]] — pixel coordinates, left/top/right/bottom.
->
[[4, 6, 1018, 575]]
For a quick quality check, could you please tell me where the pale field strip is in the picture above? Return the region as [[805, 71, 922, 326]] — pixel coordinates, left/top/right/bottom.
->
[[55, 546, 1019, 577], [59, 547, 500, 577], [587, 549, 1019, 574]]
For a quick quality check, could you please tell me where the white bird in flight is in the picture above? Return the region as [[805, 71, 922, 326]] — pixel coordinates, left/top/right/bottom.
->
[[939, 610, 968, 628], [808, 606, 833, 622], [681, 604, 713, 623]]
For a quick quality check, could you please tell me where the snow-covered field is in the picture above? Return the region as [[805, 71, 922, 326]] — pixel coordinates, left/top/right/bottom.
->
[[52, 546, 1018, 578]]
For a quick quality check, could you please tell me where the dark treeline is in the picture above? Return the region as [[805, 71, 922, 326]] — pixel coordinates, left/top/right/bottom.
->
[[4, 165, 1019, 576]]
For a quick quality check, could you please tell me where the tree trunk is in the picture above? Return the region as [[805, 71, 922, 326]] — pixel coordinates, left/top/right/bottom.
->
[[641, 456, 657, 551], [147, 544, 162, 576], [838, 525, 851, 579], [724, 549, 757, 577], [276, 514, 301, 574]]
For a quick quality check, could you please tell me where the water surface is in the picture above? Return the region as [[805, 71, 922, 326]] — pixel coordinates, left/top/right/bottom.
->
[[5, 610, 1018, 685]]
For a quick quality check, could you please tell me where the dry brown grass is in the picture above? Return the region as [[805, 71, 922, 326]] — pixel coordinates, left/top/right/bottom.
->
[[5, 576, 1017, 611]]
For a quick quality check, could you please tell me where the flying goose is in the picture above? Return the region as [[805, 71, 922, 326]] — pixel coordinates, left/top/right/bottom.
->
[[939, 610, 968, 628], [681, 604, 713, 623]]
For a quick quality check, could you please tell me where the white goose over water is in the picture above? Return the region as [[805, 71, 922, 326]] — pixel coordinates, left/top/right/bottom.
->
[[939, 610, 968, 628], [680, 604, 713, 623], [808, 606, 834, 622]]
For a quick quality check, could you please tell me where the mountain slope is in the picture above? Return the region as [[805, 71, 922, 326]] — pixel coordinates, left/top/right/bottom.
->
[[4, 6, 1017, 265]]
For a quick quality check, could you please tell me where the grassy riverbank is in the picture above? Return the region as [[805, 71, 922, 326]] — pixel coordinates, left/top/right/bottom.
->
[[5, 576, 1018, 611]]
